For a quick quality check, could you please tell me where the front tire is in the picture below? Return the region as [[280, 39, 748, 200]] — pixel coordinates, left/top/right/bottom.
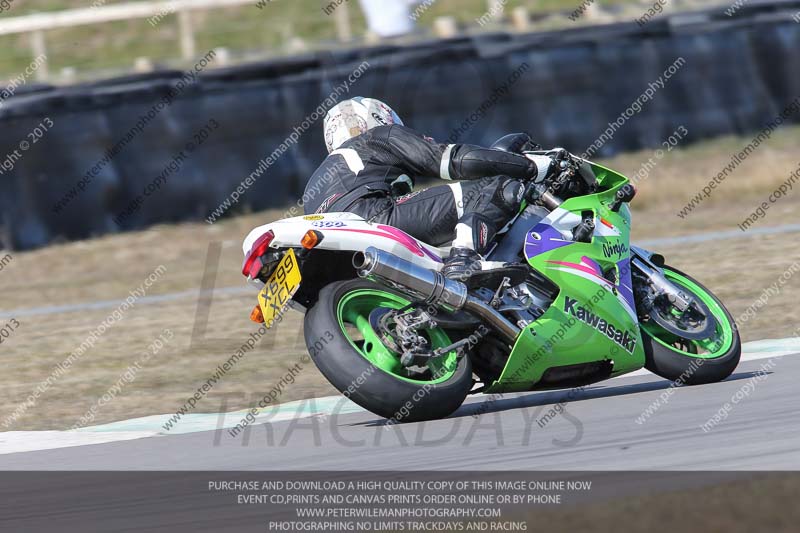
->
[[304, 279, 473, 422], [641, 266, 741, 384]]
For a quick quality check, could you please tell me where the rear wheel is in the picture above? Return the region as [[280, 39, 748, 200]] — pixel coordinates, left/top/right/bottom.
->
[[639, 266, 740, 384], [304, 279, 473, 422]]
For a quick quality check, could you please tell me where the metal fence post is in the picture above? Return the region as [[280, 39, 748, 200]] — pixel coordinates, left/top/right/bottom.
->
[[488, 0, 505, 21], [30, 30, 49, 81], [178, 8, 196, 60], [333, 2, 352, 42]]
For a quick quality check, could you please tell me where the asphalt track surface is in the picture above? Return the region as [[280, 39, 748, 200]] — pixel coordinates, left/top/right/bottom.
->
[[2, 354, 797, 471]]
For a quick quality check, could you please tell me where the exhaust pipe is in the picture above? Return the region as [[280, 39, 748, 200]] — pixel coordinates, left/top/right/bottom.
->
[[353, 248, 467, 311], [354, 247, 520, 344]]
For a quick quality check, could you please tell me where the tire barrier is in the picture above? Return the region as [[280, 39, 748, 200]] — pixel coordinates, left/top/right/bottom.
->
[[1, 0, 799, 250]]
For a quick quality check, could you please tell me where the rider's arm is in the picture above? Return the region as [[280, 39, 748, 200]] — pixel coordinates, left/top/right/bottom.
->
[[377, 125, 539, 181], [446, 144, 538, 181]]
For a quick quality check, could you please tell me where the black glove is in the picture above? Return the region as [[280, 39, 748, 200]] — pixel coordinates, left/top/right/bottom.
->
[[490, 132, 541, 154]]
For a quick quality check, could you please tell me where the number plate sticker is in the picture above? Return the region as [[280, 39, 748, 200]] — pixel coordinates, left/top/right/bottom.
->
[[258, 249, 301, 328]]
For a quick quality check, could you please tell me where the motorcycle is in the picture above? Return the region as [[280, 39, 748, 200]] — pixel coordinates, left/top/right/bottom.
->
[[241, 148, 741, 422]]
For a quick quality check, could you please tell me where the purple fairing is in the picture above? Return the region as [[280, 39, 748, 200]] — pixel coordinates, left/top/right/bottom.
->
[[616, 257, 636, 311], [523, 223, 574, 259], [525, 222, 637, 312]]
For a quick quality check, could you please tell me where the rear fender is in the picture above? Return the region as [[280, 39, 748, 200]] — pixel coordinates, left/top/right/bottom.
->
[[242, 212, 444, 271]]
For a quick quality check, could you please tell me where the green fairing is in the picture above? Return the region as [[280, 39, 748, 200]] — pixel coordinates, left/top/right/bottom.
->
[[486, 164, 646, 393]]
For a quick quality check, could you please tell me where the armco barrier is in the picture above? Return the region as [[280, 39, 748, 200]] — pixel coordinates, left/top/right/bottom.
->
[[1, 1, 799, 250]]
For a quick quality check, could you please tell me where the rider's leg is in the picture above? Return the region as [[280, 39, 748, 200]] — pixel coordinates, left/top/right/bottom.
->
[[376, 184, 461, 246], [443, 176, 524, 279], [352, 177, 523, 279]]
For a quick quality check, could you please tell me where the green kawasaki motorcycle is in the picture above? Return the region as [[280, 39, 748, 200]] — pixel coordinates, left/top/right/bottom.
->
[[242, 149, 741, 422]]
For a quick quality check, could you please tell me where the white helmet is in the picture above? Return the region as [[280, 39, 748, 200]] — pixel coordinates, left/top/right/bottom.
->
[[323, 97, 403, 153]]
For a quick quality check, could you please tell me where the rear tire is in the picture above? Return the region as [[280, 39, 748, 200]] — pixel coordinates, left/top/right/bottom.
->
[[304, 279, 473, 422], [641, 266, 741, 385]]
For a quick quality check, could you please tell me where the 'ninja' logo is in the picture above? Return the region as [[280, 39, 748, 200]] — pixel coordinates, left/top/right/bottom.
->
[[602, 242, 629, 259]]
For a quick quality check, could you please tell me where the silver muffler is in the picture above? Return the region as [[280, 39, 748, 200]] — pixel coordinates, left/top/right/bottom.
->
[[353, 247, 520, 344]]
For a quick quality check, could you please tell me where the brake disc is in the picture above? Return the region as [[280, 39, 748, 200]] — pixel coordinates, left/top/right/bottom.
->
[[648, 296, 716, 341]]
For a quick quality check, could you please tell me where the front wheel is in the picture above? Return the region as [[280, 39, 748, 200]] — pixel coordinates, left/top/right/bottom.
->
[[640, 266, 741, 384], [304, 279, 473, 422]]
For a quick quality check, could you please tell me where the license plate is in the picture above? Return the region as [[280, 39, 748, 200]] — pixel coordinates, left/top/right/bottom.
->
[[257, 249, 301, 328]]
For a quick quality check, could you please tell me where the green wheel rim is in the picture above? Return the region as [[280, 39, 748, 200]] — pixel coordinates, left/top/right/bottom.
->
[[641, 269, 734, 359], [336, 288, 459, 384]]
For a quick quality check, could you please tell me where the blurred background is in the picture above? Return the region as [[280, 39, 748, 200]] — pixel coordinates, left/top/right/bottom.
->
[[1, 0, 799, 431], [0, 0, 726, 82]]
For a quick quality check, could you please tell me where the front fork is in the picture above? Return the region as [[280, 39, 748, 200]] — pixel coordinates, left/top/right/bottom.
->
[[630, 246, 715, 339], [630, 246, 694, 312]]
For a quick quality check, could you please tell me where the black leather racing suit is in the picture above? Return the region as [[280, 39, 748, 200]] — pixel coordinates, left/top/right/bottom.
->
[[302, 125, 539, 254]]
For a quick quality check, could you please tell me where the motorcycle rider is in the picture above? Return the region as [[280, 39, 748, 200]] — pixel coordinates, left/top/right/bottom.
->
[[304, 97, 553, 279]]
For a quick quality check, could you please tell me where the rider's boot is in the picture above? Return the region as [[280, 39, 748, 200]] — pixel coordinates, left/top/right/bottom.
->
[[442, 247, 483, 281], [443, 246, 529, 290]]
